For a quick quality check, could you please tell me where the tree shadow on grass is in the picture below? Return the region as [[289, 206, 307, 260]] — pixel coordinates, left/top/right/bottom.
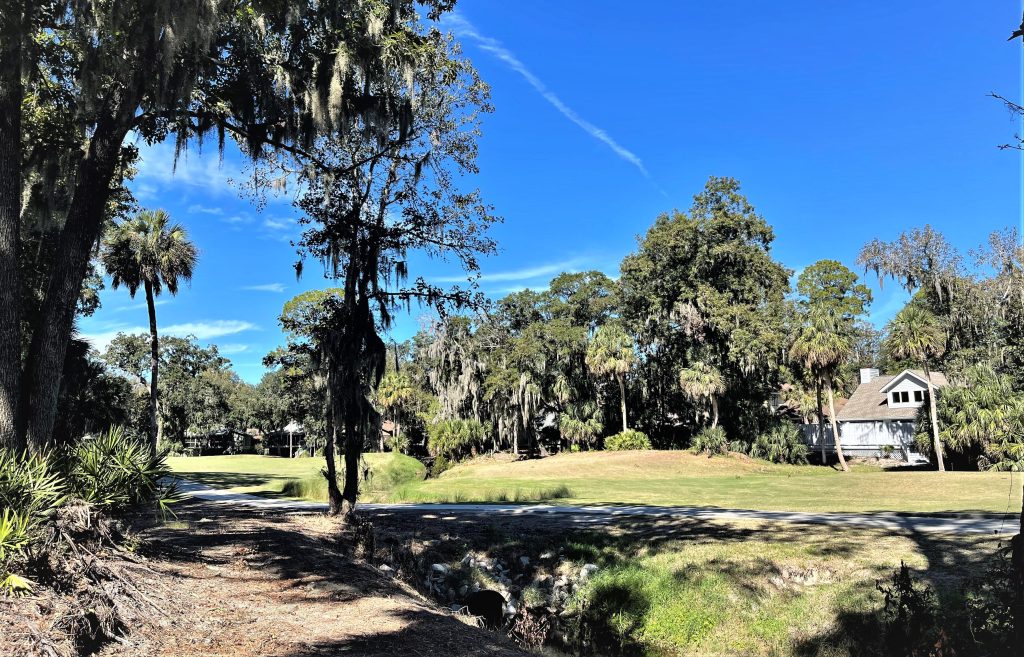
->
[[171, 471, 295, 495]]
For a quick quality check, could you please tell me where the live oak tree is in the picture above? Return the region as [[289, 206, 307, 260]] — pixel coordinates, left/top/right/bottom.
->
[[102, 210, 198, 453], [0, 0, 461, 453], [270, 24, 497, 518], [619, 177, 790, 443]]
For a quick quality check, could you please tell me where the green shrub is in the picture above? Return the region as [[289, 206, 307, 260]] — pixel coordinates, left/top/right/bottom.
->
[[61, 426, 176, 515], [387, 432, 411, 454], [430, 454, 453, 477], [157, 438, 185, 456], [280, 453, 426, 500], [0, 451, 64, 592], [690, 426, 727, 457], [0, 450, 64, 523], [605, 429, 652, 451], [750, 423, 808, 464], [427, 418, 487, 462], [727, 440, 749, 455]]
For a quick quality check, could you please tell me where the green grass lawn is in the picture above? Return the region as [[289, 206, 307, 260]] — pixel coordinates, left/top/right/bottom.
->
[[167, 452, 427, 502], [556, 518, 1000, 655], [168, 451, 1023, 514]]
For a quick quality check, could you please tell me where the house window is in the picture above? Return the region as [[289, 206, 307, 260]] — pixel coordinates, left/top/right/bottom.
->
[[891, 392, 900, 404], [914, 390, 923, 402], [900, 391, 909, 403]]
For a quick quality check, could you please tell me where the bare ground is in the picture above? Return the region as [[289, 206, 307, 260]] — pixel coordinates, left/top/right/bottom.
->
[[1, 501, 529, 657]]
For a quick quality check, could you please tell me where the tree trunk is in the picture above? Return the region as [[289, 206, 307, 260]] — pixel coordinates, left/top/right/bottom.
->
[[1014, 488, 1023, 647], [0, 8, 24, 451], [617, 373, 628, 432], [22, 111, 134, 452], [322, 396, 344, 515], [815, 378, 826, 464], [340, 427, 360, 521], [922, 361, 945, 472], [826, 377, 848, 472], [710, 395, 719, 429], [145, 281, 160, 455]]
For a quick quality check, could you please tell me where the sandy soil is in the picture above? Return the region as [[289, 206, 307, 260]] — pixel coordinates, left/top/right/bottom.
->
[[19, 501, 529, 657]]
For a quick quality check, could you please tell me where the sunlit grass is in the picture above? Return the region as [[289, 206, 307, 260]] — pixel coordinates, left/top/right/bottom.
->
[[409, 451, 1022, 514], [167, 451, 1023, 513], [560, 518, 998, 655]]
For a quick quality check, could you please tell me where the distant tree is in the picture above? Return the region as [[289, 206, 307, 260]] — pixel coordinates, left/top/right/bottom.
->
[[586, 323, 635, 433], [793, 260, 871, 466], [619, 177, 790, 442], [884, 305, 947, 471], [928, 364, 1024, 471], [266, 17, 498, 519], [790, 313, 852, 472], [102, 209, 197, 453], [859, 226, 962, 307], [375, 371, 416, 451], [678, 362, 725, 429]]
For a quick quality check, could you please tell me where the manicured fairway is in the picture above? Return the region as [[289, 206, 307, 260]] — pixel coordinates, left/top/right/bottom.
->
[[396, 451, 1023, 513], [169, 451, 1023, 514]]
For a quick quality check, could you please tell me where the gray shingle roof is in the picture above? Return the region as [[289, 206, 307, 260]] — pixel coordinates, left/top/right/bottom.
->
[[836, 370, 948, 422]]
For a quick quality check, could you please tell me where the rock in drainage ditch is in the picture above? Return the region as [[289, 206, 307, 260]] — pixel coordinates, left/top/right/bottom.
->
[[463, 589, 506, 628]]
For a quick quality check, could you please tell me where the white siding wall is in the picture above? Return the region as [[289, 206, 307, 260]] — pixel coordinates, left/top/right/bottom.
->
[[886, 377, 928, 410], [800, 420, 919, 459]]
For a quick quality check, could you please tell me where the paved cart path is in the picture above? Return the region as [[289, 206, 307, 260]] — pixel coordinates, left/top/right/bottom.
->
[[174, 479, 1017, 535]]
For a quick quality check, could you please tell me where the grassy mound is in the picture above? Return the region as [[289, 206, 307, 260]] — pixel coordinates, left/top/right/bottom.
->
[[279, 453, 427, 501]]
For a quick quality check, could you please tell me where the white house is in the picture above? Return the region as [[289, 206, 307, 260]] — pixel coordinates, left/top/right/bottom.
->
[[806, 368, 947, 460]]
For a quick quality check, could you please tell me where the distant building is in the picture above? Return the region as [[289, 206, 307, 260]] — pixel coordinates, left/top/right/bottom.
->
[[805, 368, 947, 461]]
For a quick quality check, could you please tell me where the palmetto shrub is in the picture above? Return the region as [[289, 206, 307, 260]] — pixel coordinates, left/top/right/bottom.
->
[[690, 426, 727, 457], [427, 418, 488, 462], [0, 451, 64, 587], [1, 426, 175, 594], [604, 429, 652, 451], [750, 423, 809, 464], [59, 425, 176, 515]]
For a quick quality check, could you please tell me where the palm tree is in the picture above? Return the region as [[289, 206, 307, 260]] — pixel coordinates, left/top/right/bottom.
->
[[102, 209, 198, 454], [790, 313, 852, 472], [375, 370, 415, 451], [586, 323, 635, 433], [884, 305, 947, 471], [678, 362, 725, 428]]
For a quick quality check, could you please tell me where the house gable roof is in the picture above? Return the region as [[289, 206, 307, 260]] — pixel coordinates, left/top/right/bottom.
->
[[836, 370, 947, 422], [878, 369, 942, 394]]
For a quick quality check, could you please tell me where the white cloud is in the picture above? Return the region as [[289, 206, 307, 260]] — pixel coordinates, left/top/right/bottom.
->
[[433, 257, 589, 284], [111, 299, 170, 313], [242, 283, 286, 293], [162, 320, 258, 339], [133, 141, 245, 196], [444, 13, 649, 178], [262, 217, 291, 231], [187, 204, 225, 216], [81, 319, 257, 352], [218, 343, 250, 355]]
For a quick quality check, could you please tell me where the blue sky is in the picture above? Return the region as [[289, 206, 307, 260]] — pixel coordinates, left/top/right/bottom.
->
[[80, 2, 1023, 383]]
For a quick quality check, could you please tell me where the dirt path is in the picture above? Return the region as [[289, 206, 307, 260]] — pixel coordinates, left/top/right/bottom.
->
[[93, 502, 528, 657]]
